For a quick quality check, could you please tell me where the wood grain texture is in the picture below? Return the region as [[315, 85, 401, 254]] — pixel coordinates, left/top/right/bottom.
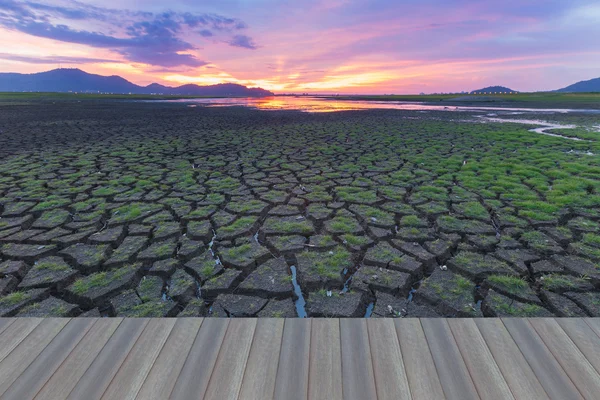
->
[[557, 318, 600, 374], [67, 318, 148, 400], [475, 318, 548, 400], [394, 319, 444, 400], [502, 318, 583, 400], [1, 318, 96, 400], [0, 319, 14, 336], [529, 318, 600, 400], [170, 318, 229, 400], [308, 319, 342, 400], [101, 318, 175, 400], [34, 318, 123, 400], [421, 318, 479, 400], [447, 319, 514, 400], [204, 319, 257, 400], [0, 318, 69, 396], [273, 318, 311, 400], [135, 318, 203, 400], [0, 318, 42, 364], [585, 319, 600, 339], [366, 319, 411, 400], [239, 319, 284, 400], [340, 319, 377, 400]]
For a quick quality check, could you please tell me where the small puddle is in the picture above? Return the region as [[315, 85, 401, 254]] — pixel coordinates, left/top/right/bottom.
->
[[290, 265, 307, 318], [364, 302, 374, 318], [478, 116, 591, 141]]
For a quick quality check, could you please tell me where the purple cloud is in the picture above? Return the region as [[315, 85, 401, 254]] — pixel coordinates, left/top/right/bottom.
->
[[228, 34, 257, 49], [0, 52, 118, 64], [0, 1, 257, 66]]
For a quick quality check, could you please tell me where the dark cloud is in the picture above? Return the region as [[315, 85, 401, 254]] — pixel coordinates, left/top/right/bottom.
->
[[0, 52, 118, 64], [0, 1, 258, 66], [228, 34, 257, 49]]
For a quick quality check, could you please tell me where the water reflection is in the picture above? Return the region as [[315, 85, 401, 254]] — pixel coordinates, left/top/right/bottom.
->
[[165, 95, 600, 114]]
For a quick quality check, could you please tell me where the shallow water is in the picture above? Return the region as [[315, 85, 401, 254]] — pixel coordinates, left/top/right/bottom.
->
[[165, 96, 600, 114]]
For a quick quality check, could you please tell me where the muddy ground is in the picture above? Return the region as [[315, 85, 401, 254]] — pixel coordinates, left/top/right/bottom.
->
[[0, 101, 598, 317]]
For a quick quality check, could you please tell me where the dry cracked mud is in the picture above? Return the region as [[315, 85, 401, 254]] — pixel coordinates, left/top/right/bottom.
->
[[0, 100, 598, 317]]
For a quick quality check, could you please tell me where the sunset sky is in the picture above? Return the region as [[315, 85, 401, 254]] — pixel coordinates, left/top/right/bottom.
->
[[0, 0, 599, 93]]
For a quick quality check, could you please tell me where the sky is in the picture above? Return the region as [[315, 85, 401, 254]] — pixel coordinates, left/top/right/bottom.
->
[[0, 0, 599, 94]]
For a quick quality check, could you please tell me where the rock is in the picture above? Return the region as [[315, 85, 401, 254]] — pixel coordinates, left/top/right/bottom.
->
[[177, 236, 204, 260], [372, 291, 406, 317], [483, 275, 541, 305], [392, 240, 437, 270], [530, 259, 564, 275], [266, 235, 306, 253], [551, 255, 600, 285], [212, 294, 268, 317], [186, 220, 213, 242], [148, 258, 179, 277]]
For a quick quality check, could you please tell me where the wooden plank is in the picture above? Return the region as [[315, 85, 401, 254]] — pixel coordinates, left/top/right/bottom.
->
[[273, 318, 311, 400], [170, 318, 229, 400], [394, 319, 444, 400], [135, 318, 203, 400], [101, 318, 175, 400], [558, 318, 600, 374], [421, 318, 479, 400], [585, 319, 600, 339], [366, 319, 411, 400], [0, 319, 14, 336], [502, 318, 583, 400], [475, 319, 548, 400], [0, 318, 69, 395], [238, 319, 284, 400], [447, 319, 514, 400], [34, 318, 123, 400], [340, 319, 377, 400], [529, 318, 600, 399], [308, 319, 342, 400], [0, 318, 42, 364], [1, 318, 96, 400], [204, 319, 257, 400], [67, 318, 149, 400]]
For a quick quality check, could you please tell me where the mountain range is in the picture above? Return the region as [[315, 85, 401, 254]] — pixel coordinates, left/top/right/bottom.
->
[[0, 68, 274, 97], [555, 77, 600, 93], [470, 86, 516, 94]]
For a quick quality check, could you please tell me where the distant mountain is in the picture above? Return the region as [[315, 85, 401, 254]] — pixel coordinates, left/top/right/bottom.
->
[[0, 68, 274, 97], [556, 77, 600, 93], [470, 86, 517, 94]]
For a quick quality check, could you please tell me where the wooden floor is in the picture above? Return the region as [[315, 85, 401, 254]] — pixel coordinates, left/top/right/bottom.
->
[[0, 318, 599, 399]]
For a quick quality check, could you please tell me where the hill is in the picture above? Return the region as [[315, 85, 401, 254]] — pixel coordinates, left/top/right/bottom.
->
[[0, 68, 274, 97], [470, 86, 517, 94], [556, 77, 600, 93]]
